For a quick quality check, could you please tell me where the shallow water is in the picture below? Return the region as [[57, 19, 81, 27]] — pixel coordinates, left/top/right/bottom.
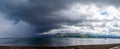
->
[[0, 38, 120, 46]]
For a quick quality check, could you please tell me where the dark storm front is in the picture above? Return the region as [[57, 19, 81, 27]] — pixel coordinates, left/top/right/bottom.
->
[[0, 38, 119, 46]]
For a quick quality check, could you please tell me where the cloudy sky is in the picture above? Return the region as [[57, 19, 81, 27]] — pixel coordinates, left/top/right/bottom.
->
[[0, 0, 120, 38]]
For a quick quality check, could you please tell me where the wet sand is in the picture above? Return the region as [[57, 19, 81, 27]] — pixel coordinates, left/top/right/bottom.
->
[[0, 44, 119, 49]]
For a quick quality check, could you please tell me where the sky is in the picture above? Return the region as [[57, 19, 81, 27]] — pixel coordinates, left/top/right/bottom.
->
[[0, 0, 120, 38]]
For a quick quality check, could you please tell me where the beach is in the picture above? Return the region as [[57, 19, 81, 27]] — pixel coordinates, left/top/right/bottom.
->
[[0, 44, 119, 49]]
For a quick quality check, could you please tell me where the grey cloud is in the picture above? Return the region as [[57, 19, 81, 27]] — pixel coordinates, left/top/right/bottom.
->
[[0, 0, 120, 35], [0, 0, 80, 33], [0, 13, 36, 38]]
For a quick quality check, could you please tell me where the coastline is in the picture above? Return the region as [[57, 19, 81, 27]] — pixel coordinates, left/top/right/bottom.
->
[[0, 44, 119, 49]]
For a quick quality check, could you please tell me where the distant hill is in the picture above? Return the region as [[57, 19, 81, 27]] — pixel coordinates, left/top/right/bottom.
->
[[38, 33, 120, 38]]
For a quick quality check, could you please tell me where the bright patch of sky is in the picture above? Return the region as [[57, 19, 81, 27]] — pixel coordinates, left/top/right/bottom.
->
[[41, 3, 120, 36]]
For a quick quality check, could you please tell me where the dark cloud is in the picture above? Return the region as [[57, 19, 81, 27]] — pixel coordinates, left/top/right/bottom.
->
[[0, 0, 120, 37], [0, 0, 79, 33]]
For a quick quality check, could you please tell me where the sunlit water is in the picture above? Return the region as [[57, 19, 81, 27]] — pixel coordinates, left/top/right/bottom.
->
[[0, 38, 120, 46]]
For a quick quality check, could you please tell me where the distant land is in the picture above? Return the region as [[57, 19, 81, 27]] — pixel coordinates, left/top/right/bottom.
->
[[38, 33, 120, 38]]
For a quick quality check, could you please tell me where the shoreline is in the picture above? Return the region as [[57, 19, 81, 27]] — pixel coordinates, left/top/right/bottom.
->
[[0, 44, 119, 49]]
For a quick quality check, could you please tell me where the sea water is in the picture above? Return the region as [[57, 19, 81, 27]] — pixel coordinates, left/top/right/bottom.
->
[[0, 38, 119, 46]]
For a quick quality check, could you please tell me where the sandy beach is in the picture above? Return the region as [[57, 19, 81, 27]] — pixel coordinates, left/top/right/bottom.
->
[[0, 44, 119, 49]]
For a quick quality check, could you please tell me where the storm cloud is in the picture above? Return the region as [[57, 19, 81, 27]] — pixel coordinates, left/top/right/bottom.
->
[[0, 0, 120, 38], [0, 0, 76, 33]]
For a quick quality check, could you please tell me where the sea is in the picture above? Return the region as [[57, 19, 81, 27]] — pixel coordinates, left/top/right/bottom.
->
[[0, 38, 120, 46]]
